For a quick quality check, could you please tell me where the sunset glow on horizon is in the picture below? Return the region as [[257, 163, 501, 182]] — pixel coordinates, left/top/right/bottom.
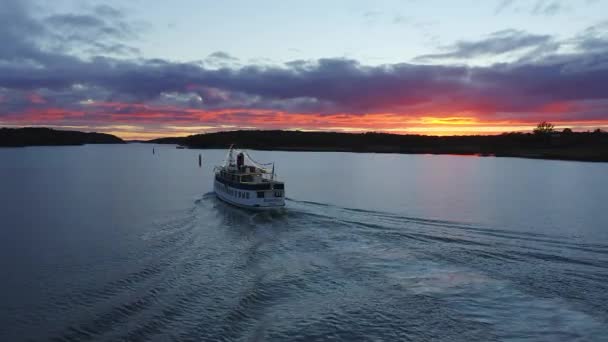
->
[[3, 99, 607, 140]]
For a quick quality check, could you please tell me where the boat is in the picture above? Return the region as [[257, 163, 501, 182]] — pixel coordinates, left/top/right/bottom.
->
[[213, 146, 285, 210]]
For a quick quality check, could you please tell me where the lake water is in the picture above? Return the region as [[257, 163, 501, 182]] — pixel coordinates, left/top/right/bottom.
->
[[1, 143, 607, 341]]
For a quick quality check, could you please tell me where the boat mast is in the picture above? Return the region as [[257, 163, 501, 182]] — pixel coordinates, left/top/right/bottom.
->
[[271, 163, 275, 181], [226, 144, 235, 167]]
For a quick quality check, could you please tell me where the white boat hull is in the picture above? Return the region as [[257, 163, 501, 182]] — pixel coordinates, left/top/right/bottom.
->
[[213, 180, 285, 210]]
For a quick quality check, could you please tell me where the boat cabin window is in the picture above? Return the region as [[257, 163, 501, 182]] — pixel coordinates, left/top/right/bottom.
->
[[257, 191, 264, 198]]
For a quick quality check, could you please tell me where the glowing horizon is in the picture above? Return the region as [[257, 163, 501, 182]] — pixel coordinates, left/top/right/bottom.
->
[[3, 103, 606, 141]]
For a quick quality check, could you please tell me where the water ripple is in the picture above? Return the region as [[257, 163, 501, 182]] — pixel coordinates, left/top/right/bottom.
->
[[5, 195, 608, 341]]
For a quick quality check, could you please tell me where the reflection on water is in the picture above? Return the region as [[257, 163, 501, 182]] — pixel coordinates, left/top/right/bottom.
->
[[0, 144, 607, 341]]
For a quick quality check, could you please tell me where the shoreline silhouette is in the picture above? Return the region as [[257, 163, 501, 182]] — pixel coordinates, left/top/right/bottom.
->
[[149, 129, 608, 163]]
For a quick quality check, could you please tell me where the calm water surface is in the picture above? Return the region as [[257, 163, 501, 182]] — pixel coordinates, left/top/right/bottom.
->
[[1, 144, 607, 341]]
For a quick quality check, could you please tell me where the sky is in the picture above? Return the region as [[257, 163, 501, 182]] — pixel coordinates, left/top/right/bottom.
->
[[1, 0, 608, 139]]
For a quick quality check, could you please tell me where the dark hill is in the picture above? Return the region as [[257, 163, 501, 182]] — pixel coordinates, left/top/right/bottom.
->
[[148, 130, 608, 162], [0, 127, 125, 147]]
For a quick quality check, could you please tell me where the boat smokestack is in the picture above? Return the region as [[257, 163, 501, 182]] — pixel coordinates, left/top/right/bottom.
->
[[236, 152, 245, 169]]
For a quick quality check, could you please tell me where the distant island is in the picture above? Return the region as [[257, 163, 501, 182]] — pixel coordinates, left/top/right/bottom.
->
[[3, 125, 606, 162], [0, 127, 124, 147], [149, 127, 608, 162]]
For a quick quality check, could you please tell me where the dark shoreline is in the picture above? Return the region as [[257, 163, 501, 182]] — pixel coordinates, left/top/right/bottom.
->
[[3, 127, 606, 163], [0, 127, 125, 147], [149, 130, 608, 163]]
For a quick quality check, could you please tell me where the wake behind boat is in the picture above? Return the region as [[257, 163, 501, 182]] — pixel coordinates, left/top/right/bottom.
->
[[213, 146, 285, 210]]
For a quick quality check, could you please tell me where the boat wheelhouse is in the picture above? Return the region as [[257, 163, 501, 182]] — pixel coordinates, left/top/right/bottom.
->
[[213, 146, 285, 210]]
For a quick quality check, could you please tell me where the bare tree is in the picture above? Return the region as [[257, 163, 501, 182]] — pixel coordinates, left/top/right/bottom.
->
[[534, 121, 555, 135]]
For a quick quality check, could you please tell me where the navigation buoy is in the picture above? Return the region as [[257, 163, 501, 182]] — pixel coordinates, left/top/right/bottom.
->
[[198, 154, 202, 167]]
